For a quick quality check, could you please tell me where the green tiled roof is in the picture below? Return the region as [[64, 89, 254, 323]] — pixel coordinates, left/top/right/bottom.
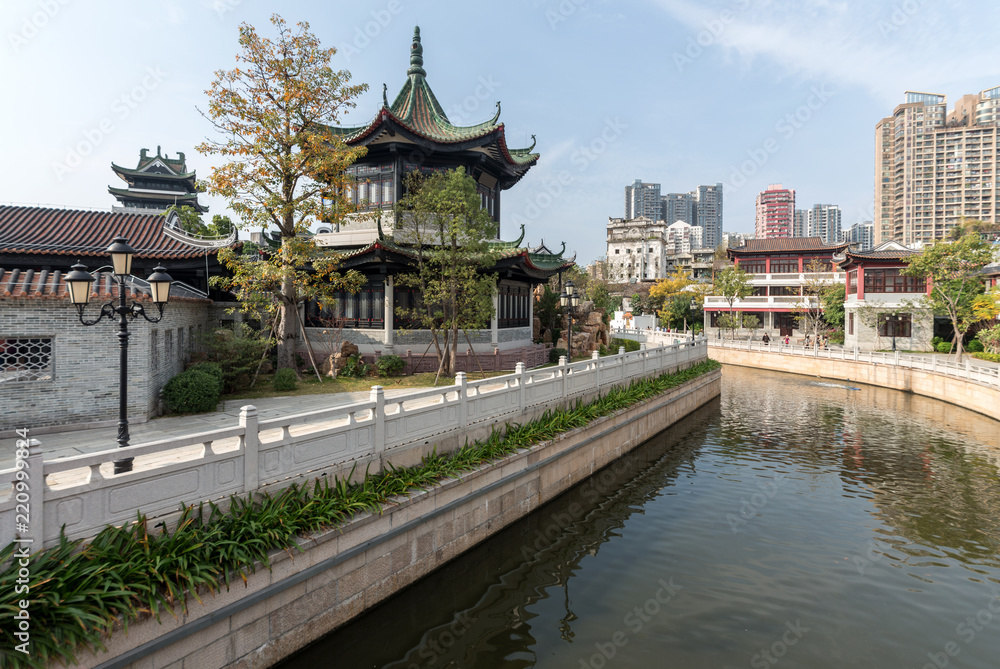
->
[[327, 27, 540, 167], [111, 163, 196, 181]]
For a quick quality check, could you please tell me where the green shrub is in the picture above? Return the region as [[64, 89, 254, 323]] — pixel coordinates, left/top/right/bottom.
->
[[829, 331, 845, 345], [549, 347, 567, 363], [164, 370, 220, 413], [598, 344, 609, 356], [936, 341, 953, 353], [197, 325, 271, 394], [966, 339, 984, 352], [609, 338, 641, 353], [375, 354, 405, 377], [931, 336, 943, 347], [971, 352, 1000, 362], [272, 368, 298, 392], [340, 355, 371, 378], [186, 362, 224, 394]]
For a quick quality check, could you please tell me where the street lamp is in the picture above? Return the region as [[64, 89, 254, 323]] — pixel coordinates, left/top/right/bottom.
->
[[65, 237, 172, 474], [890, 313, 902, 352], [685, 297, 698, 335], [560, 280, 579, 361]]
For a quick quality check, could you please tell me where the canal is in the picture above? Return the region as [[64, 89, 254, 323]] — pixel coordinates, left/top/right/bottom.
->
[[277, 366, 1000, 668]]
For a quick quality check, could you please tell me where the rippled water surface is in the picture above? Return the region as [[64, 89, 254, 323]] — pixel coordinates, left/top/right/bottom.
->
[[278, 366, 1000, 668]]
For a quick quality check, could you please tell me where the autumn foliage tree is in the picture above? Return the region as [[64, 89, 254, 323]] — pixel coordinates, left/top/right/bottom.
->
[[197, 14, 367, 370]]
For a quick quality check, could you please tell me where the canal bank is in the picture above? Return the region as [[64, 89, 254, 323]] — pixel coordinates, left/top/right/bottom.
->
[[708, 343, 1000, 418], [62, 365, 720, 669], [278, 365, 1000, 669]]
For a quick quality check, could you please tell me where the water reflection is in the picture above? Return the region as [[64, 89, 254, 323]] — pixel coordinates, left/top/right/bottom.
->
[[279, 366, 1000, 669]]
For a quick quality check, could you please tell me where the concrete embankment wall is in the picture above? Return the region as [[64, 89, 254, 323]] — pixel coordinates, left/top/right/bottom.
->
[[67, 369, 721, 669], [710, 347, 999, 418]]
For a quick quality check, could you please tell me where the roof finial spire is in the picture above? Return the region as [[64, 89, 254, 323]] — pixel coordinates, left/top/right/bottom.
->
[[407, 26, 426, 78]]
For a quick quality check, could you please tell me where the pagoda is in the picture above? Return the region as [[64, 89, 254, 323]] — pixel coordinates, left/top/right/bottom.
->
[[322, 25, 538, 240], [109, 146, 207, 214], [303, 27, 572, 358]]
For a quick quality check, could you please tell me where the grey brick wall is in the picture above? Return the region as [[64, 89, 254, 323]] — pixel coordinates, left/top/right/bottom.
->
[[0, 299, 212, 431]]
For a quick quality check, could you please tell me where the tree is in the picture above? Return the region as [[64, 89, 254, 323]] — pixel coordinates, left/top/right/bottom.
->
[[165, 205, 210, 236], [393, 168, 500, 379], [210, 214, 234, 238], [197, 14, 368, 370], [820, 283, 846, 331], [902, 233, 993, 360], [793, 258, 835, 347], [713, 266, 753, 340]]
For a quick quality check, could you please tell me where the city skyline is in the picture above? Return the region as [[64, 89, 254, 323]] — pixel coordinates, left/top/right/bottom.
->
[[3, 1, 1000, 265]]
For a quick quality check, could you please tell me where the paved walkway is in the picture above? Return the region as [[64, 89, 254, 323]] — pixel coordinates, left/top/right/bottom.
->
[[0, 389, 421, 471]]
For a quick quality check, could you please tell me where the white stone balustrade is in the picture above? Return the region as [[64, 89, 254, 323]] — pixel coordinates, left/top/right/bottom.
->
[[0, 338, 708, 549]]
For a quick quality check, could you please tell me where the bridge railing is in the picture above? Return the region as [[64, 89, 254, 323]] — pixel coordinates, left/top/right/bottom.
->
[[706, 337, 1000, 389], [0, 338, 708, 549]]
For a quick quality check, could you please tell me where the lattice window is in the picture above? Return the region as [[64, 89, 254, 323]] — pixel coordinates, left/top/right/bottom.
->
[[0, 337, 53, 383]]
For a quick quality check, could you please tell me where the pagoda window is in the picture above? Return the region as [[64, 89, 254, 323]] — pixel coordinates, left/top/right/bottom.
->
[[369, 180, 381, 205], [345, 184, 355, 205], [358, 181, 368, 204], [382, 180, 393, 204], [305, 281, 385, 330], [771, 258, 799, 274], [498, 283, 530, 329], [740, 260, 766, 274], [847, 270, 858, 295]]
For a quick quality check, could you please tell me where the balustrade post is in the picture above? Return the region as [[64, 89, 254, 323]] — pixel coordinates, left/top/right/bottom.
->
[[894, 350, 900, 366], [240, 405, 259, 493], [370, 385, 386, 454], [931, 355, 937, 374], [455, 372, 468, 430], [515, 362, 526, 414], [640, 343, 647, 377], [965, 358, 972, 376], [23, 438, 44, 548], [619, 346, 626, 383], [591, 351, 600, 391], [559, 356, 568, 399]]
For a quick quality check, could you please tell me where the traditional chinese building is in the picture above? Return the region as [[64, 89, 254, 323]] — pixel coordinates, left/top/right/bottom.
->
[[308, 26, 572, 358], [838, 241, 932, 351], [704, 237, 849, 337], [109, 147, 208, 214]]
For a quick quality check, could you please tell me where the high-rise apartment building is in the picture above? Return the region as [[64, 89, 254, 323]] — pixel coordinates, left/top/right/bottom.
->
[[807, 204, 842, 245], [875, 87, 1000, 246], [793, 209, 808, 237], [755, 184, 795, 238], [841, 220, 875, 251], [695, 183, 723, 249], [625, 179, 661, 221], [662, 192, 695, 226]]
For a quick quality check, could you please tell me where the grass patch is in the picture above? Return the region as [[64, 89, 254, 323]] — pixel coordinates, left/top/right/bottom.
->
[[0, 360, 720, 668]]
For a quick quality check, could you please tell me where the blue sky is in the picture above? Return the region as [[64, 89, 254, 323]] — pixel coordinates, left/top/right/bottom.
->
[[3, 0, 1000, 265]]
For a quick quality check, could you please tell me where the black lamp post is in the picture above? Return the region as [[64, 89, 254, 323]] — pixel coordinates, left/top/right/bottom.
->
[[560, 280, 579, 361], [890, 313, 901, 352], [65, 237, 173, 474]]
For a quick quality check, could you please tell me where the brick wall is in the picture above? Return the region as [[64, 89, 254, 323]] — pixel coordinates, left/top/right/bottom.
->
[[0, 298, 212, 431]]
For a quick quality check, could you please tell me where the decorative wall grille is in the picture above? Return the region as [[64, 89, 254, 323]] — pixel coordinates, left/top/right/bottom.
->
[[0, 337, 53, 383]]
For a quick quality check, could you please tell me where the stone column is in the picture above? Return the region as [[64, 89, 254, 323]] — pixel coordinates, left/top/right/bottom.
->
[[491, 286, 499, 351], [383, 275, 394, 354]]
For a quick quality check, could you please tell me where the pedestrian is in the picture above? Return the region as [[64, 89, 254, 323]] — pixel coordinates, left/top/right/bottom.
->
[[783, 335, 790, 346], [762, 333, 771, 345]]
